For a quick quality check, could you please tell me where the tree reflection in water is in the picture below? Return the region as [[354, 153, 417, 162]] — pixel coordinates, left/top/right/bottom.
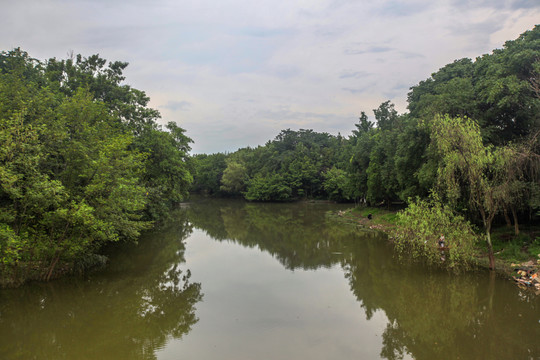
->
[[2, 200, 537, 360], [188, 199, 540, 360], [0, 211, 202, 360]]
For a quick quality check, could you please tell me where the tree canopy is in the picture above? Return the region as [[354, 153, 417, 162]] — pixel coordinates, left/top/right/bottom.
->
[[0, 49, 193, 285], [193, 26, 539, 210]]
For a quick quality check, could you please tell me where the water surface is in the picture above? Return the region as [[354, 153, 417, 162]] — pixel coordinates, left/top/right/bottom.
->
[[0, 199, 538, 359]]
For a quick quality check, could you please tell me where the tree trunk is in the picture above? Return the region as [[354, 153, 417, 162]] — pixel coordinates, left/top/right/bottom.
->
[[510, 206, 519, 236], [46, 251, 61, 282], [486, 229, 495, 270], [503, 207, 512, 227], [480, 208, 496, 270]]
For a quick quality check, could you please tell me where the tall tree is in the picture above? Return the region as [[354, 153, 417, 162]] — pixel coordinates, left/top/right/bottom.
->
[[0, 48, 193, 284], [366, 101, 401, 206], [431, 115, 509, 269]]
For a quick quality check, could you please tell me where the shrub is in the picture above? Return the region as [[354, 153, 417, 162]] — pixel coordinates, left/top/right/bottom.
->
[[391, 195, 478, 270]]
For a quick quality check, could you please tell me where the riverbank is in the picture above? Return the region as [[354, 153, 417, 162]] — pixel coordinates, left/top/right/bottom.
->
[[328, 207, 540, 292], [326, 206, 398, 232]]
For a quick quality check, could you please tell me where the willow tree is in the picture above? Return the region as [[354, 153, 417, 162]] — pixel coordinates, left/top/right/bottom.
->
[[431, 115, 509, 269]]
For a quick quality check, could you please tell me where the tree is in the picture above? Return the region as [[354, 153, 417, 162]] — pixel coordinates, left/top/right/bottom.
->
[[348, 114, 376, 203], [392, 195, 477, 269], [498, 132, 540, 234], [407, 58, 476, 120], [0, 48, 193, 284], [393, 116, 432, 200], [134, 122, 193, 219], [245, 173, 292, 201], [322, 167, 351, 201], [407, 26, 540, 146], [365, 101, 401, 206], [191, 153, 228, 195], [220, 161, 247, 195], [431, 115, 508, 269], [44, 51, 193, 220], [474, 25, 540, 144], [286, 151, 320, 198], [373, 100, 399, 131], [351, 111, 373, 139], [45, 53, 161, 134]]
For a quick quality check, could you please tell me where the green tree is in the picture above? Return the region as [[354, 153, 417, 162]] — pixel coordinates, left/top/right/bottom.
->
[[245, 173, 292, 201], [322, 167, 350, 201], [134, 122, 193, 219], [407, 58, 476, 120], [44, 51, 193, 220], [45, 53, 161, 133], [220, 161, 247, 195], [366, 101, 401, 206], [351, 111, 373, 137], [373, 100, 399, 131], [408, 26, 540, 145], [348, 113, 375, 203], [431, 115, 508, 269], [0, 48, 192, 284], [393, 116, 431, 200], [191, 153, 228, 195], [392, 195, 477, 269]]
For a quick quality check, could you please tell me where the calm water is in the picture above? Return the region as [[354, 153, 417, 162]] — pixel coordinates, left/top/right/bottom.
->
[[0, 199, 538, 359]]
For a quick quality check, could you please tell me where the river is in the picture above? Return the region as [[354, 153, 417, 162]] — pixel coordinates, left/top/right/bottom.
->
[[0, 199, 538, 359]]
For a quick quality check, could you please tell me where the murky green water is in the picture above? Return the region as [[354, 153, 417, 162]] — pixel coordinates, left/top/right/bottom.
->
[[0, 199, 538, 359]]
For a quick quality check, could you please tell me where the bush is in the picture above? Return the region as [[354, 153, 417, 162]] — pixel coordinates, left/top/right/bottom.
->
[[391, 195, 478, 270], [529, 237, 540, 259]]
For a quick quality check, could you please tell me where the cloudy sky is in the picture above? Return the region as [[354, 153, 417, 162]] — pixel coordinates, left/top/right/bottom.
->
[[2, 0, 539, 153]]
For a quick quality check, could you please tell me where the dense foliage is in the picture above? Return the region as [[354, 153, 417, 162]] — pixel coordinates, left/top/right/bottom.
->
[[194, 26, 539, 207], [0, 49, 193, 285], [392, 195, 477, 269], [193, 129, 352, 201]]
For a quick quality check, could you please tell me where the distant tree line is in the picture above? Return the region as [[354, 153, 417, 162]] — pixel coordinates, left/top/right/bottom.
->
[[0, 49, 193, 284], [192, 26, 540, 269], [194, 26, 539, 204]]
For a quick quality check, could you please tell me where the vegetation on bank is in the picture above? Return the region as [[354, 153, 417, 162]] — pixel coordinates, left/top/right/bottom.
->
[[329, 204, 540, 277], [326, 206, 398, 231], [0, 50, 192, 286]]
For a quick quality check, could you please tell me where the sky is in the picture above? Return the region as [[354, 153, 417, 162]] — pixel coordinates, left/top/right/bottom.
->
[[2, 0, 539, 154]]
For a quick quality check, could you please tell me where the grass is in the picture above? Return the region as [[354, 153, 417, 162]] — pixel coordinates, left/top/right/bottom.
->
[[528, 237, 540, 258], [489, 226, 540, 264], [353, 206, 401, 224], [328, 206, 398, 232]]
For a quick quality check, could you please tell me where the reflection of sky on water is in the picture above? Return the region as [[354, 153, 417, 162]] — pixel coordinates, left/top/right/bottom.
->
[[158, 229, 395, 360]]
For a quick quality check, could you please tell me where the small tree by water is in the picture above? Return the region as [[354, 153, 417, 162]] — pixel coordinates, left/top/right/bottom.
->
[[392, 195, 478, 270]]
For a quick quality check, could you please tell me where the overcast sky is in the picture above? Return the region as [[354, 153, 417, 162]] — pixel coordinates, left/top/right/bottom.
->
[[2, 0, 539, 153]]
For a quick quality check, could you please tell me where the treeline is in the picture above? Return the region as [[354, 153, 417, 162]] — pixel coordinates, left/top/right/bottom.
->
[[193, 26, 539, 204], [192, 129, 351, 201], [0, 49, 193, 284], [192, 26, 540, 268]]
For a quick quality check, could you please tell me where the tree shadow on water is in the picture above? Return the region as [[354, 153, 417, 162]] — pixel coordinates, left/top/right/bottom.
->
[[0, 210, 202, 360]]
